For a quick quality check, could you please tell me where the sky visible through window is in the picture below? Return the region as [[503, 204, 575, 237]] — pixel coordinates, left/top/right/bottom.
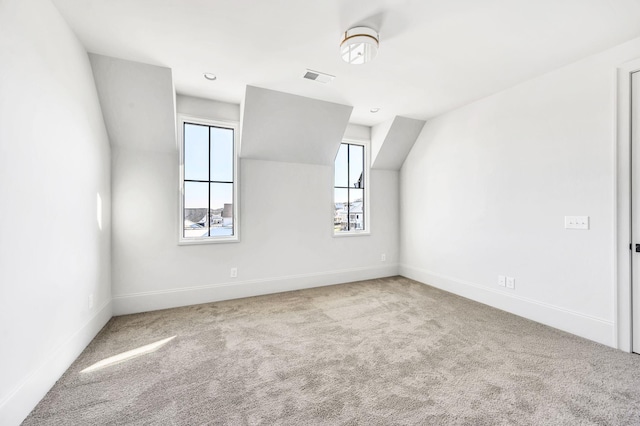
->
[[183, 123, 233, 211], [334, 143, 363, 203], [334, 142, 365, 232]]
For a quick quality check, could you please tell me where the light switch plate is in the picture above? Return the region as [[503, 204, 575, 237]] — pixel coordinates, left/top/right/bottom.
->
[[498, 275, 506, 287], [564, 216, 589, 230]]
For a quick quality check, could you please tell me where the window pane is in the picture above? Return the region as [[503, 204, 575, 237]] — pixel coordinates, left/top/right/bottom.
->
[[349, 188, 364, 230], [334, 144, 348, 187], [184, 123, 209, 181], [184, 181, 209, 238], [349, 144, 364, 188], [334, 188, 348, 232], [210, 183, 233, 236], [210, 127, 234, 182]]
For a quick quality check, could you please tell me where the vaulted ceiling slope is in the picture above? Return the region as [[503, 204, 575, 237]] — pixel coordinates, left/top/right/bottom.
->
[[88, 53, 418, 169], [372, 116, 426, 170], [53, 0, 640, 126], [89, 54, 176, 152], [241, 86, 352, 165]]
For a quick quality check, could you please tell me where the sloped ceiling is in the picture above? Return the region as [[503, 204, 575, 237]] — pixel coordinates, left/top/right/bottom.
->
[[241, 86, 352, 165], [89, 54, 176, 152], [54, 0, 640, 126], [372, 116, 425, 170]]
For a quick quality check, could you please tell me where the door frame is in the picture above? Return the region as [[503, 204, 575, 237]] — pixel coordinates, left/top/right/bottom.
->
[[616, 58, 640, 353]]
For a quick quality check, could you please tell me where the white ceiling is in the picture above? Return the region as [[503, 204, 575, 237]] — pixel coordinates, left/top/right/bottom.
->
[[241, 86, 352, 165], [53, 0, 640, 126]]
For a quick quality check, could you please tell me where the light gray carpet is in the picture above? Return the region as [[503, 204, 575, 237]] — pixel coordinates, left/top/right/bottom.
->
[[23, 276, 640, 425]]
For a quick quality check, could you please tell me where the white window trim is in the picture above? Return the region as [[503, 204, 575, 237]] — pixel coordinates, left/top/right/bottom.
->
[[333, 137, 371, 237], [178, 114, 239, 245]]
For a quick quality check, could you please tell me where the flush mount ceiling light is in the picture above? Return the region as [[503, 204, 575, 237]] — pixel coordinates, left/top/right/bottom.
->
[[370, 107, 380, 113], [340, 26, 379, 65], [203, 72, 217, 81]]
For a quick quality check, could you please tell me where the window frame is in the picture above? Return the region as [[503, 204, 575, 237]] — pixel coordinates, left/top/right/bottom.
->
[[178, 114, 239, 245], [333, 138, 371, 237]]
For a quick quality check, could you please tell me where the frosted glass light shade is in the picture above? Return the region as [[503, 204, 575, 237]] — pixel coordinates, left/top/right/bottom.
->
[[340, 26, 379, 65]]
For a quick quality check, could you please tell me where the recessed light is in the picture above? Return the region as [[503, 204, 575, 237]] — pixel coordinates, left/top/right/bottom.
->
[[370, 108, 380, 113], [204, 73, 217, 81]]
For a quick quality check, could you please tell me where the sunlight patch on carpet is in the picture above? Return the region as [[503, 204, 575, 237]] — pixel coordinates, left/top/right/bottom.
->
[[81, 336, 176, 373]]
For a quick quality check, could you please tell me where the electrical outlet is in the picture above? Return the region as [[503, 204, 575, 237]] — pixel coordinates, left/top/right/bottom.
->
[[506, 277, 515, 289], [381, 254, 386, 262], [565, 216, 589, 230], [498, 276, 506, 287], [230, 267, 238, 278], [88, 294, 94, 309]]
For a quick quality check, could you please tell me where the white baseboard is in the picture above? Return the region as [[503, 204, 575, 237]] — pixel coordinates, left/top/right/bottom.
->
[[0, 300, 112, 426], [113, 264, 399, 316], [399, 264, 615, 347]]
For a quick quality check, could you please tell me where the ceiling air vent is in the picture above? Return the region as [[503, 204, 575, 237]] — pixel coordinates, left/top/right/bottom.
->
[[302, 69, 335, 84]]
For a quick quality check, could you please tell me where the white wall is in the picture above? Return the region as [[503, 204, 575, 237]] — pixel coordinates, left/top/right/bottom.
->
[[0, 0, 112, 424], [111, 94, 399, 314], [401, 36, 640, 348]]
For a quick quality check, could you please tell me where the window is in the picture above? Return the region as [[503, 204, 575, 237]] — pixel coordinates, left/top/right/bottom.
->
[[334, 140, 369, 234], [179, 115, 238, 244]]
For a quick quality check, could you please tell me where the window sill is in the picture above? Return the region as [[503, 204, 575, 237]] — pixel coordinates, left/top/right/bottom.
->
[[178, 236, 239, 245], [333, 231, 371, 238]]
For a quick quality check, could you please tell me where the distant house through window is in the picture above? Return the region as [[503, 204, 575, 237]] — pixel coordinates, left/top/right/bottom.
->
[[179, 115, 238, 243], [334, 141, 368, 234]]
